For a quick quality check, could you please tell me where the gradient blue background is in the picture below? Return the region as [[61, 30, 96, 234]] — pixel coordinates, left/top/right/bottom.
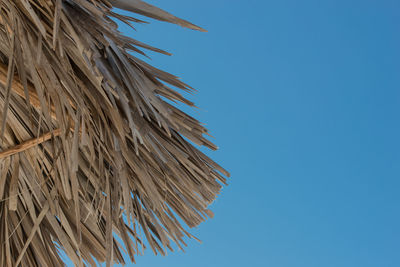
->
[[67, 0, 400, 266]]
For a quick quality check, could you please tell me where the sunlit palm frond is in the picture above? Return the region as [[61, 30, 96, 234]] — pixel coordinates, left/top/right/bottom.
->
[[0, 1, 228, 266]]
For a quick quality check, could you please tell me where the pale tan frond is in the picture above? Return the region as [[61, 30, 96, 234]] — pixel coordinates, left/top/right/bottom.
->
[[0, 1, 227, 266]]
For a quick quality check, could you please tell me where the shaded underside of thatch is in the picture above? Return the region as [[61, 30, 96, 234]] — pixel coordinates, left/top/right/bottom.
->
[[0, 1, 228, 266]]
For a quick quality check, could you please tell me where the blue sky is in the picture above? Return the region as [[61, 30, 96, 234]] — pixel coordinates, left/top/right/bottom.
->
[[68, 0, 400, 266]]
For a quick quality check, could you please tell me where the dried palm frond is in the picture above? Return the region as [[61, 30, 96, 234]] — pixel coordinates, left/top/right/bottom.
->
[[0, 1, 229, 266]]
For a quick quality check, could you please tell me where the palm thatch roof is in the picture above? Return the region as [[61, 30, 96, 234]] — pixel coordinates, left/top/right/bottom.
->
[[0, 1, 229, 266]]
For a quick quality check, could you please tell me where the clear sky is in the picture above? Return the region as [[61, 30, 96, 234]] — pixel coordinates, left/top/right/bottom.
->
[[66, 0, 400, 266]]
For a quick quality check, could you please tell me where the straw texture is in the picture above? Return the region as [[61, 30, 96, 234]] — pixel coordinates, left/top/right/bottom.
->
[[0, 1, 228, 266]]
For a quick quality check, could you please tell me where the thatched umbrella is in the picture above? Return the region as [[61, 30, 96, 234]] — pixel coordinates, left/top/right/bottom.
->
[[0, 1, 228, 266]]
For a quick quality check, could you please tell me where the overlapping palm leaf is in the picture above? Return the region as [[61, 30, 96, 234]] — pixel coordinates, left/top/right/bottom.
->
[[0, 0, 228, 266]]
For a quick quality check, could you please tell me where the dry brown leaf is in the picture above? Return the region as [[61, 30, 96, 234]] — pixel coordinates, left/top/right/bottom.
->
[[0, 1, 228, 266]]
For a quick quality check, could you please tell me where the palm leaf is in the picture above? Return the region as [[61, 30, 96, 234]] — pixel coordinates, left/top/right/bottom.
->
[[0, 0, 228, 266]]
